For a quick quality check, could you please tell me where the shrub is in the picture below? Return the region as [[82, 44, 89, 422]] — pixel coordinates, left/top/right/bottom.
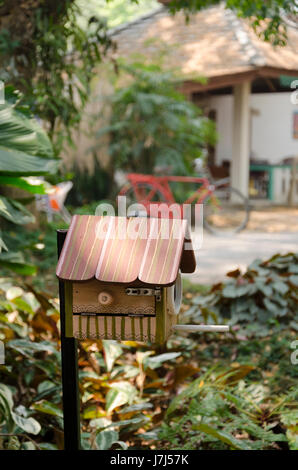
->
[[95, 62, 216, 176], [187, 253, 298, 338]]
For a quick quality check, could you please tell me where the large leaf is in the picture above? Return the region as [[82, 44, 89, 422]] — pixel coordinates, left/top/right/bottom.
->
[[38, 443, 59, 450], [0, 104, 53, 159], [0, 101, 58, 183], [0, 384, 14, 431], [0, 236, 8, 252], [106, 382, 137, 413], [105, 415, 150, 429], [11, 412, 41, 435], [0, 196, 35, 224], [289, 275, 298, 287], [0, 251, 37, 275], [7, 339, 57, 356], [102, 340, 123, 372], [192, 422, 250, 450], [105, 389, 129, 414], [31, 401, 63, 418], [95, 430, 119, 450], [143, 352, 181, 370], [0, 383, 14, 414], [263, 297, 280, 316], [95, 429, 128, 450], [218, 365, 255, 385], [0, 176, 46, 194], [0, 146, 58, 176]]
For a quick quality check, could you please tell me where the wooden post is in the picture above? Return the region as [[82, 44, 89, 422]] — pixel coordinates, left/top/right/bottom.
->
[[231, 81, 251, 198], [288, 157, 298, 206], [155, 288, 166, 345], [57, 229, 81, 450]]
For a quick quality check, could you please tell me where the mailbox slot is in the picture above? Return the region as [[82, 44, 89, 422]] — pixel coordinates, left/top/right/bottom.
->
[[73, 280, 156, 316]]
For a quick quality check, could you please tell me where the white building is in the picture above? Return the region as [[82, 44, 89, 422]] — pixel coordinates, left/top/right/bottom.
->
[[208, 92, 297, 167], [111, 2, 298, 203]]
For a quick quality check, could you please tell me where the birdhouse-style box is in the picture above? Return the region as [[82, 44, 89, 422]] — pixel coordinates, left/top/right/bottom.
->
[[56, 214, 196, 343]]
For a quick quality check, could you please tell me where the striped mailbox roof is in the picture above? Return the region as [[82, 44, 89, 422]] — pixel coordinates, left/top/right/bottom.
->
[[56, 215, 196, 285]]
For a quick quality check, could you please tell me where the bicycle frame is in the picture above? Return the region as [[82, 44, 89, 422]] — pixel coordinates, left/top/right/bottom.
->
[[119, 172, 249, 234], [120, 173, 216, 207]]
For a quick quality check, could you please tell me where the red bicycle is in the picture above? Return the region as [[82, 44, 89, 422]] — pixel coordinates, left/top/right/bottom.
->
[[118, 171, 250, 235]]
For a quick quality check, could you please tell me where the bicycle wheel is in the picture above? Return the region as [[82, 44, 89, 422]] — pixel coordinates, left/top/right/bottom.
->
[[119, 183, 166, 215], [203, 185, 249, 235]]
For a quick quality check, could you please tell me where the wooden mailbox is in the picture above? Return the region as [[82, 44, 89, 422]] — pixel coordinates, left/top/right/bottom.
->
[[56, 214, 196, 343]]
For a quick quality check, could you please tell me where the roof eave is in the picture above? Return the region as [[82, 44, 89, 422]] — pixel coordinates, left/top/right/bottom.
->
[[180, 66, 298, 94]]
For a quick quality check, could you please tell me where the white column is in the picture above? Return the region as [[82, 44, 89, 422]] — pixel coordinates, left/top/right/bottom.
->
[[231, 81, 251, 198]]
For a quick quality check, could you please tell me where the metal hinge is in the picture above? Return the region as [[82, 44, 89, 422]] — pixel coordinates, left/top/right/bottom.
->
[[125, 287, 161, 301]]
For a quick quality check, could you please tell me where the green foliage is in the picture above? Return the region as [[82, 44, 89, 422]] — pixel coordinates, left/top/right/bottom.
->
[[76, 0, 159, 29], [187, 253, 298, 337], [66, 156, 112, 206], [95, 429, 127, 450], [0, 383, 41, 449], [1, 218, 67, 292], [280, 410, 298, 450], [2, 206, 113, 292], [0, 87, 54, 163], [0, 252, 37, 276], [159, 368, 295, 450], [0, 1, 113, 155], [0, 87, 57, 275], [0, 253, 297, 450], [0, 276, 296, 450], [0, 0, 292, 158], [95, 62, 216, 175], [0, 278, 60, 450], [0, 88, 56, 178], [166, 0, 297, 45]]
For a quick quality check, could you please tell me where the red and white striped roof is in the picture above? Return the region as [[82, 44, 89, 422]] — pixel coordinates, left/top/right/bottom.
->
[[56, 215, 196, 285]]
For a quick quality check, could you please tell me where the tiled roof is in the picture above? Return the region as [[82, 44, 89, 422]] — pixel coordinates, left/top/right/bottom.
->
[[56, 215, 196, 285], [110, 4, 298, 80]]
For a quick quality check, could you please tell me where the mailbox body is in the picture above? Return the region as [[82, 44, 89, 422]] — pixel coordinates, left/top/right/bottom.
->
[[64, 279, 177, 343], [57, 215, 196, 344]]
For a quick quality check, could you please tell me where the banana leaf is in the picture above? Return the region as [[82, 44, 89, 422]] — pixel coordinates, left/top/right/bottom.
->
[[0, 146, 58, 176], [0, 104, 53, 159], [0, 196, 35, 224], [0, 100, 58, 176], [0, 176, 46, 194]]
